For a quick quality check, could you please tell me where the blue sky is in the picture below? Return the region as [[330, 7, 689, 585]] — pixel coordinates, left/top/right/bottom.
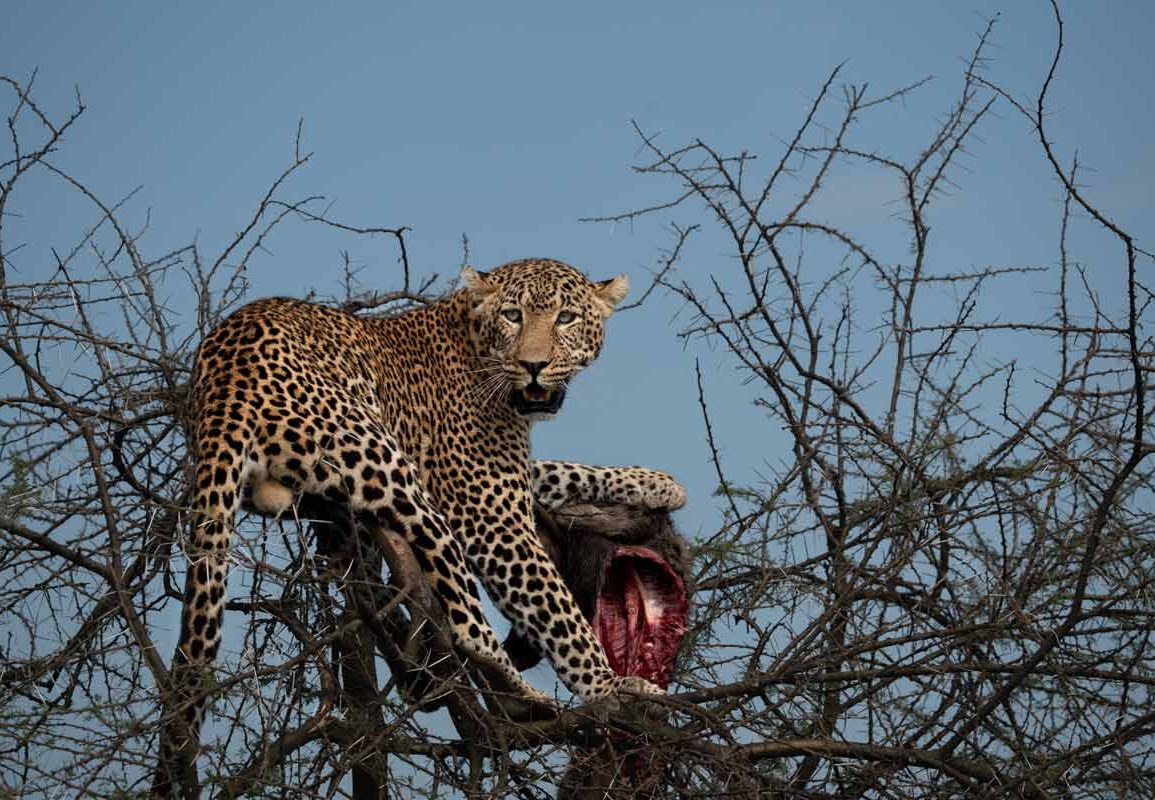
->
[[2, 0, 1152, 542]]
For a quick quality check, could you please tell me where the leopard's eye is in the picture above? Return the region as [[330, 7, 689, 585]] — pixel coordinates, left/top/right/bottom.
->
[[500, 308, 522, 324], [556, 310, 577, 325]]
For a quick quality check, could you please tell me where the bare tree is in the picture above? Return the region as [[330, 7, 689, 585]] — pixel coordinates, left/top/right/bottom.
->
[[576, 4, 1154, 796], [3, 3, 1153, 797]]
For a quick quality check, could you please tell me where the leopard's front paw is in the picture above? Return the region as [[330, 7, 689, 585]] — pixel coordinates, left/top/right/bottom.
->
[[581, 674, 665, 712], [612, 674, 665, 696], [631, 470, 686, 511]]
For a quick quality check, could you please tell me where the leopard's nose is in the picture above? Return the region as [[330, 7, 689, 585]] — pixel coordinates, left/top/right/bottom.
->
[[519, 361, 549, 381]]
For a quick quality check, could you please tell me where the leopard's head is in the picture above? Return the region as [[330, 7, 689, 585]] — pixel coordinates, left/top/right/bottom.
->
[[462, 258, 628, 418]]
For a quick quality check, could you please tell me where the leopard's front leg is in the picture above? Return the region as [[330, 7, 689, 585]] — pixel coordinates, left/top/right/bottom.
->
[[531, 460, 687, 512], [450, 468, 665, 704]]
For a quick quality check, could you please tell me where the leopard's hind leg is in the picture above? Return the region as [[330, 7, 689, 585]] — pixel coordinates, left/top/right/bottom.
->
[[155, 403, 251, 795]]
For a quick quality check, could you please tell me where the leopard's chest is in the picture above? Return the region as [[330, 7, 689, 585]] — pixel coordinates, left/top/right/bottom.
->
[[369, 343, 532, 529]]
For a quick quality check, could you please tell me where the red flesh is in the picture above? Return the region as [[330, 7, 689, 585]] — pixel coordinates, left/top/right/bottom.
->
[[592, 545, 689, 688]]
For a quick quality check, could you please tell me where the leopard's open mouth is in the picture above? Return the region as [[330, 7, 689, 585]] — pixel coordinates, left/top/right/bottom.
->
[[510, 384, 566, 416]]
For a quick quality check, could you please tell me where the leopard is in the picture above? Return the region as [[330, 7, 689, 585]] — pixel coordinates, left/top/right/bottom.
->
[[157, 257, 686, 787]]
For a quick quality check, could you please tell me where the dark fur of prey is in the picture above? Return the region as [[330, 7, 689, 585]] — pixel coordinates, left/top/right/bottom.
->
[[503, 503, 691, 669]]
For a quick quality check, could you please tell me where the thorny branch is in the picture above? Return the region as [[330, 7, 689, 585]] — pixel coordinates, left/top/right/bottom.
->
[[580, 7, 1152, 798]]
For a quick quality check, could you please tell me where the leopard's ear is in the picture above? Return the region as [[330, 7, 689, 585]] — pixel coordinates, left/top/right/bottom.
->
[[460, 265, 494, 294], [593, 274, 630, 318], [460, 266, 497, 314]]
